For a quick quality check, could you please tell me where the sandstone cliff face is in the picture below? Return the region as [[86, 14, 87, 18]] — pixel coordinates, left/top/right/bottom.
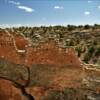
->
[[0, 30, 100, 100]]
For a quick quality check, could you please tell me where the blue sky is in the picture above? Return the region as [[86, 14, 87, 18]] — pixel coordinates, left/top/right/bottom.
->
[[0, 0, 100, 27]]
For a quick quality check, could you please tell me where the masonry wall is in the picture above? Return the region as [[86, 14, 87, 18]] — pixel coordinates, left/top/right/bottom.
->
[[0, 31, 81, 67]]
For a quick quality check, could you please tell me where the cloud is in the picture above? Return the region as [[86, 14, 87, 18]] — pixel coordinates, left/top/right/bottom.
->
[[0, 24, 22, 28], [84, 11, 90, 15], [98, 6, 100, 9], [88, 0, 93, 3], [54, 6, 64, 9], [8, 0, 20, 5], [8, 0, 34, 13], [17, 6, 34, 13]]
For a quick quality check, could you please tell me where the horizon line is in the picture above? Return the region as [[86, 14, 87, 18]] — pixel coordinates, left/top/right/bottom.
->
[[0, 23, 100, 28]]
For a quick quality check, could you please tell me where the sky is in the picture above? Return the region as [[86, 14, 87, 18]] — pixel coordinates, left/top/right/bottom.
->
[[0, 0, 100, 27]]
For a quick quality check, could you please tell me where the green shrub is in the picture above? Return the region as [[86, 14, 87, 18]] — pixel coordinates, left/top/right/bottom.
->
[[95, 46, 100, 57], [75, 47, 82, 57], [83, 53, 90, 63], [84, 25, 90, 29], [88, 46, 95, 55]]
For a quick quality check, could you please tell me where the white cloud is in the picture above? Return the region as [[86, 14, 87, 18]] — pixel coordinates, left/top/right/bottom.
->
[[17, 6, 34, 13], [8, 0, 34, 13], [54, 6, 64, 9], [84, 11, 90, 15], [0, 24, 22, 28], [88, 0, 93, 3], [98, 5, 100, 9], [8, 0, 20, 5]]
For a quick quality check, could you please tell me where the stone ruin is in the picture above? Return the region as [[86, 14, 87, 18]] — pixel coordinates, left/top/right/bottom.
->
[[0, 30, 100, 100], [0, 30, 81, 67]]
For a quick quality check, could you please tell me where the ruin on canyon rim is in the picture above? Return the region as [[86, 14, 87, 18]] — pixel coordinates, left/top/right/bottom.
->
[[0, 29, 100, 100]]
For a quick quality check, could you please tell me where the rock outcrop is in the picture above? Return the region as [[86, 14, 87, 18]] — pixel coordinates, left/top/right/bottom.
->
[[0, 30, 100, 100]]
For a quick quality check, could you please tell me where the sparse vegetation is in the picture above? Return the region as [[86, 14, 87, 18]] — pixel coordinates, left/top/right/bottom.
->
[[42, 88, 93, 100], [3, 24, 100, 65], [0, 25, 100, 100]]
